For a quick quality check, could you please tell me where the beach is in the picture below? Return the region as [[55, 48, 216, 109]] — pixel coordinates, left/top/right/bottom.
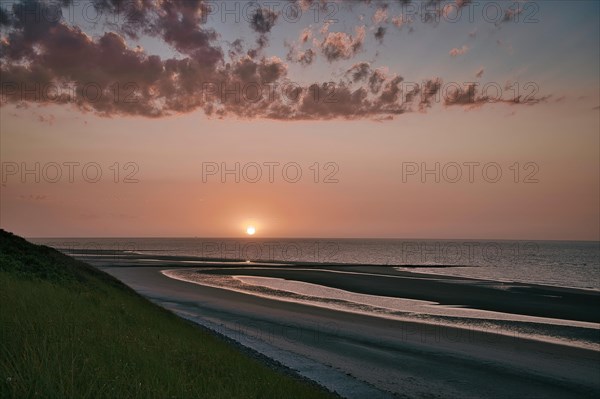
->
[[97, 257, 600, 399]]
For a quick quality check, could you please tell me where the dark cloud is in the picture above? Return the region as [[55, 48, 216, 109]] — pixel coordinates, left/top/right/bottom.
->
[[346, 63, 371, 82], [228, 39, 244, 59], [91, 0, 155, 38], [417, 78, 442, 110], [443, 83, 551, 108], [158, 1, 221, 63], [258, 57, 287, 83], [249, 8, 279, 34], [368, 69, 386, 93], [377, 76, 404, 104], [509, 93, 552, 105], [297, 49, 315, 66], [374, 26, 387, 44], [246, 7, 279, 53], [444, 83, 484, 106]]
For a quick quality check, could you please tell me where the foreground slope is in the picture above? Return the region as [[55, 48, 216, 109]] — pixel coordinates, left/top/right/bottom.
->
[[0, 230, 333, 399]]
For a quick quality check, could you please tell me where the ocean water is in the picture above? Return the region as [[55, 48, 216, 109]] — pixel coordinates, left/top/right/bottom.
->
[[30, 237, 600, 290]]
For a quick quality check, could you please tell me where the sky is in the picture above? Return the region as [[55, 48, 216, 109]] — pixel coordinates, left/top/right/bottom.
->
[[0, 0, 599, 240]]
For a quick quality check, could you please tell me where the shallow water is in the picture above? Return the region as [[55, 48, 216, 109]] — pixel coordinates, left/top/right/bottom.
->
[[31, 238, 600, 290]]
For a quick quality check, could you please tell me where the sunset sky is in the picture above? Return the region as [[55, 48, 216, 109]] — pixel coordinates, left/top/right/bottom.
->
[[1, 0, 598, 239]]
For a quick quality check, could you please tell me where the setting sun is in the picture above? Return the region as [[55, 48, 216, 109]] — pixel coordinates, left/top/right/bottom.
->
[[246, 226, 256, 236]]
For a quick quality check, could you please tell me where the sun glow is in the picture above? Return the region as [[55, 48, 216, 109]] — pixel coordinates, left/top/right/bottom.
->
[[246, 226, 256, 235]]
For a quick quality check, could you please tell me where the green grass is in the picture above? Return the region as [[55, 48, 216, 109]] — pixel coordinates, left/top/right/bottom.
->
[[0, 230, 334, 399]]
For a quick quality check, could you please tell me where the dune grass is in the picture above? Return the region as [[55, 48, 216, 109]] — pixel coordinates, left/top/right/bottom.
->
[[0, 230, 334, 399]]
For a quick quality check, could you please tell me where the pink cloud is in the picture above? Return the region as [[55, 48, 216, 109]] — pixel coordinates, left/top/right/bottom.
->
[[449, 45, 469, 57]]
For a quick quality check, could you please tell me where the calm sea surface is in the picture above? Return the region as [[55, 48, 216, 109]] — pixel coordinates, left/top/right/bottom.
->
[[30, 238, 600, 290]]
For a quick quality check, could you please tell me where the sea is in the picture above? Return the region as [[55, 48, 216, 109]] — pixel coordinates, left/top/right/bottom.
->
[[30, 238, 600, 291]]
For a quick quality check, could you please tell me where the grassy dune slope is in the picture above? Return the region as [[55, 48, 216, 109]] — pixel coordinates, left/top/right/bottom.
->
[[0, 230, 334, 399]]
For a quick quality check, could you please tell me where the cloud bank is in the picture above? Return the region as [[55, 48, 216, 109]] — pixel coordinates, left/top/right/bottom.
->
[[0, 0, 549, 120]]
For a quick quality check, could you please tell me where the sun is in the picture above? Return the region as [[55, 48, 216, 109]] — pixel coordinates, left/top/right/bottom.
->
[[246, 226, 256, 236]]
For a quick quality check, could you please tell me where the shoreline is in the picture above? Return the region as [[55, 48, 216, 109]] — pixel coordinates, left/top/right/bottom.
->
[[161, 269, 599, 351], [156, 263, 600, 323], [64, 249, 600, 292]]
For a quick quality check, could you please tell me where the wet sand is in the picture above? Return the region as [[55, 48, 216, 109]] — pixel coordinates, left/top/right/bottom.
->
[[101, 264, 600, 399], [199, 265, 600, 323]]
